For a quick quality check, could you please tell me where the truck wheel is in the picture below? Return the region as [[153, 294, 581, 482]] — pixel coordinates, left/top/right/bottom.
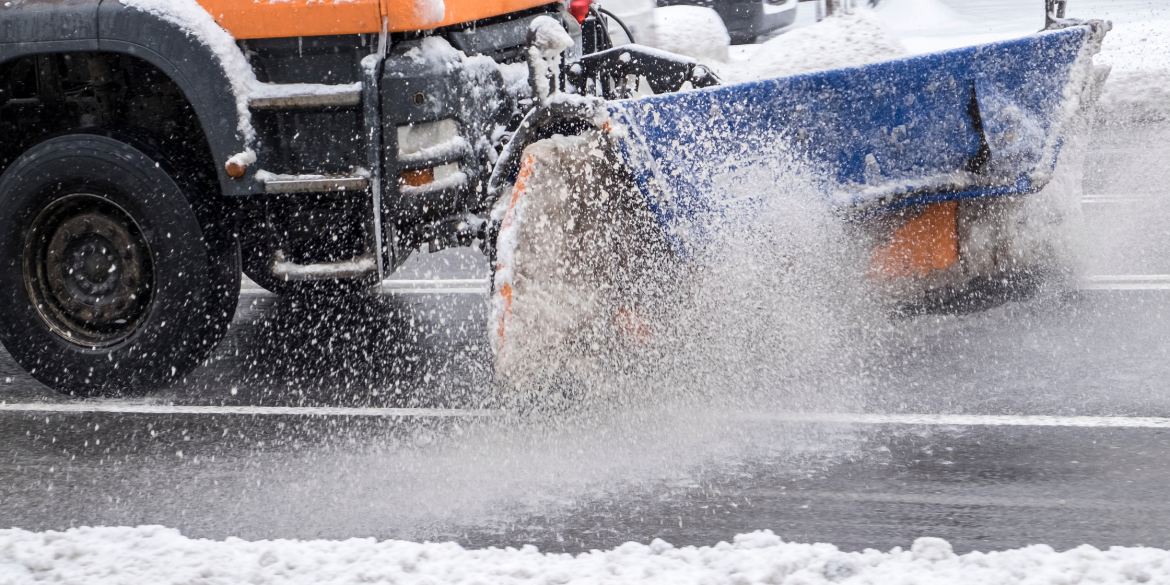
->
[[0, 134, 240, 396]]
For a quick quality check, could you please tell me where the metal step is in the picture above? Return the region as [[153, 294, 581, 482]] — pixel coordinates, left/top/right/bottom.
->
[[249, 83, 362, 109], [272, 251, 377, 281], [260, 174, 368, 194]]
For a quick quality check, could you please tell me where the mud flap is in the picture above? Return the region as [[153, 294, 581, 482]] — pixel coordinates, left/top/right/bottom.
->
[[870, 201, 959, 278]]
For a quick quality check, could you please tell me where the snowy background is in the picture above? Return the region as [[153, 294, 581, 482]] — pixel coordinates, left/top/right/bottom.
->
[[2, 0, 1169, 583]]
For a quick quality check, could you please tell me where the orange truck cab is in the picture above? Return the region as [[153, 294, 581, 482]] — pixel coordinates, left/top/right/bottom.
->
[[198, 0, 553, 39]]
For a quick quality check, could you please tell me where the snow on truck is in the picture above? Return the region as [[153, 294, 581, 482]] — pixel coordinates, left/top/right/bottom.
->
[[0, 0, 1108, 395]]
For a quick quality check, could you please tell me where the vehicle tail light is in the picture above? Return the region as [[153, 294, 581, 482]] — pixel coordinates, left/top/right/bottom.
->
[[568, 0, 592, 24]]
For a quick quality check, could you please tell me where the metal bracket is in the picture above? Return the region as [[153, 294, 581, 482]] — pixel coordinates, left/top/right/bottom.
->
[[365, 16, 390, 282], [1044, 0, 1069, 29], [567, 44, 720, 100], [965, 82, 993, 174], [486, 98, 603, 205]]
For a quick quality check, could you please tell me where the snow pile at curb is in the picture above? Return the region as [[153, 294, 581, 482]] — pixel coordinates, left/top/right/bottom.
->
[[1095, 69, 1170, 121], [717, 10, 906, 83], [3, 526, 1170, 584], [1087, 19, 1169, 72], [871, 0, 1168, 119]]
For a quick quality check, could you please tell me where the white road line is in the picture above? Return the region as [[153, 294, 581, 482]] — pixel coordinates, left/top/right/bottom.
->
[[1081, 193, 1158, 204], [740, 412, 1170, 428], [382, 279, 489, 295], [383, 288, 488, 295], [771, 490, 1170, 511], [1085, 275, 1170, 282], [1080, 274, 1170, 291], [0, 402, 500, 418], [240, 276, 1170, 294], [239, 288, 488, 295], [1081, 283, 1170, 291], [382, 279, 488, 287], [0, 404, 1164, 427], [239, 278, 490, 295]]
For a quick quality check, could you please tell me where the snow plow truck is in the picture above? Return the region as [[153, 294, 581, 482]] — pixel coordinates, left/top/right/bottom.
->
[[0, 0, 1108, 395]]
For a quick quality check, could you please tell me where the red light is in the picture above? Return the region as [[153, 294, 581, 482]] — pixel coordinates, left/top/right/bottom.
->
[[568, 0, 591, 24]]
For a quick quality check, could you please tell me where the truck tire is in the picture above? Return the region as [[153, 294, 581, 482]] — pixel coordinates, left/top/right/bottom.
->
[[0, 134, 240, 396]]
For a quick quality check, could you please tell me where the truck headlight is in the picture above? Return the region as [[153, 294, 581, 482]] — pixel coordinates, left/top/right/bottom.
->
[[397, 119, 465, 187]]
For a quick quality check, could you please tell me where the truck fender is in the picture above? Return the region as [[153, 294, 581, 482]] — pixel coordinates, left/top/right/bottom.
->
[[0, 0, 261, 196]]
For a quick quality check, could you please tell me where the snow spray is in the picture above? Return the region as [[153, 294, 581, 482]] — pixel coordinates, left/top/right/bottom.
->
[[489, 127, 875, 418]]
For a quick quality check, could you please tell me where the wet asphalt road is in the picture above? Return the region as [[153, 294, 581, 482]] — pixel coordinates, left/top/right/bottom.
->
[[7, 286, 1170, 555], [1, 115, 1169, 554]]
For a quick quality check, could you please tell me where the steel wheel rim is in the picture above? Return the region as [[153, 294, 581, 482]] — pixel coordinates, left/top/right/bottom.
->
[[23, 193, 156, 347]]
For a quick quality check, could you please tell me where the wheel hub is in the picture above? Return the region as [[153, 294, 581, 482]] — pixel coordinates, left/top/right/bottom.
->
[[25, 195, 154, 346]]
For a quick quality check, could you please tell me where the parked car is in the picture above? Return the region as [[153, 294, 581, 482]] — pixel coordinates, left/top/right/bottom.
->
[[657, 0, 799, 44]]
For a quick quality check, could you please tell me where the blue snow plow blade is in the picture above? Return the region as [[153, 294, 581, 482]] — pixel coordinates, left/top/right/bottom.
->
[[608, 24, 1101, 251]]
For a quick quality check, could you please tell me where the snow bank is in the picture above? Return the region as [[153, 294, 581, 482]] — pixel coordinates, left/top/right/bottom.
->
[[1093, 20, 1170, 120], [652, 6, 730, 63], [871, 0, 1021, 55], [873, 0, 1168, 119], [716, 9, 907, 83], [1096, 19, 1170, 72], [875, 0, 970, 34], [4, 526, 1170, 584], [1097, 69, 1170, 121], [870, 0, 1041, 55]]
